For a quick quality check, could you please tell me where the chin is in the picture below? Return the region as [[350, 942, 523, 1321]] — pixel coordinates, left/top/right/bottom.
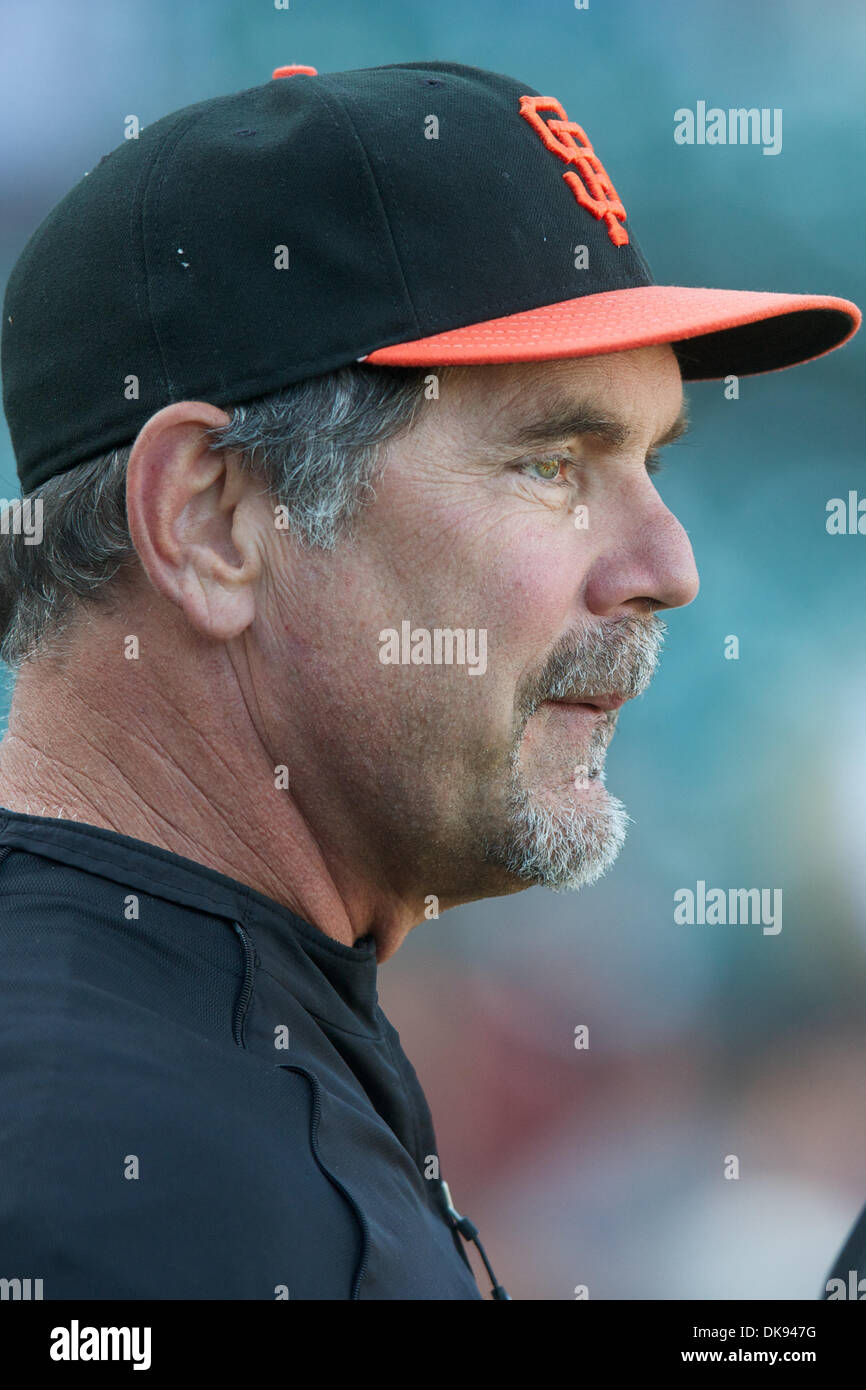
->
[[483, 778, 631, 892]]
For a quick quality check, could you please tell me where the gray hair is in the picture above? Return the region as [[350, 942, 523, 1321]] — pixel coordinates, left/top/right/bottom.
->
[[0, 363, 449, 670]]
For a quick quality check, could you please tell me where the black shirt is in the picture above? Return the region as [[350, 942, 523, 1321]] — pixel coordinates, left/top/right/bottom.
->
[[0, 806, 484, 1299]]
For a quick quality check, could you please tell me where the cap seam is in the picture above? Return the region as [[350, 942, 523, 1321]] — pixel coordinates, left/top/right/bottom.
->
[[138, 105, 223, 399], [312, 76, 423, 340], [129, 108, 210, 403]]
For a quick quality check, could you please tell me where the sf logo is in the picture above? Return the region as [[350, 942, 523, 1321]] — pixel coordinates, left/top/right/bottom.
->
[[518, 94, 629, 247]]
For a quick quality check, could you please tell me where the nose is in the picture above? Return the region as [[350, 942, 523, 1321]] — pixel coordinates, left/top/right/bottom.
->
[[582, 492, 700, 617]]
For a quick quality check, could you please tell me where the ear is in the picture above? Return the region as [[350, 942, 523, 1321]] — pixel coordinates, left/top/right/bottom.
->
[[125, 401, 266, 641]]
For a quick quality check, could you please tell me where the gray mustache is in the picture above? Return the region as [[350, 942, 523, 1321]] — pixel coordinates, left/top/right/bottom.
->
[[522, 614, 667, 714]]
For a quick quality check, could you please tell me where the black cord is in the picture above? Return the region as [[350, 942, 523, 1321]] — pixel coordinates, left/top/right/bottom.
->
[[438, 1179, 512, 1301]]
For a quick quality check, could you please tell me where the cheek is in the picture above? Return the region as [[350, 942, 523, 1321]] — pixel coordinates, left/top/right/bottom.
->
[[477, 532, 583, 644], [465, 534, 587, 717]]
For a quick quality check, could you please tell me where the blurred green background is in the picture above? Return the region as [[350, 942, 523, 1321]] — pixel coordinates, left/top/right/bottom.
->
[[1, 0, 865, 1299]]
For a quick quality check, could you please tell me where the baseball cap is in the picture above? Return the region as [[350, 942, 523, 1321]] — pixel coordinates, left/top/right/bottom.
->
[[1, 59, 860, 495]]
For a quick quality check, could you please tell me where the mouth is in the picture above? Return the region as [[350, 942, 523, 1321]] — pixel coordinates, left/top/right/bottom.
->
[[543, 693, 629, 713]]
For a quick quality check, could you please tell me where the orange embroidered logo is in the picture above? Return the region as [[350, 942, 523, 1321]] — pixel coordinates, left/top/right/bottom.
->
[[518, 94, 629, 247]]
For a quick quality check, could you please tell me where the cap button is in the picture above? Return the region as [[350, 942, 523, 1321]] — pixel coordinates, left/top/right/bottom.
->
[[272, 64, 318, 79]]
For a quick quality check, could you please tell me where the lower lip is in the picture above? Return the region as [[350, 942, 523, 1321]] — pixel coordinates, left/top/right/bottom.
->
[[539, 700, 614, 733]]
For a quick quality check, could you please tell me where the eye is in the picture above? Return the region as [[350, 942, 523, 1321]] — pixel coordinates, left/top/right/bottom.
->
[[515, 450, 665, 485], [517, 454, 576, 485]]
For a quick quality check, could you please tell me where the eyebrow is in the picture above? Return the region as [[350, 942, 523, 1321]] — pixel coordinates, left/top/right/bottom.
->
[[500, 396, 691, 454]]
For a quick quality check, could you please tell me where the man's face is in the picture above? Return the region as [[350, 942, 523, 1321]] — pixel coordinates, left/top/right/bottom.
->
[[254, 344, 698, 912]]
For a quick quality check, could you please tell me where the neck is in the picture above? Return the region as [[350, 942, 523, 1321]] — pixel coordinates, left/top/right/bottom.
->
[[0, 613, 412, 962]]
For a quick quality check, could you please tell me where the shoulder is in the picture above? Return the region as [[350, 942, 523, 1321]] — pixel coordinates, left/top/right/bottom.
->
[[0, 995, 363, 1298]]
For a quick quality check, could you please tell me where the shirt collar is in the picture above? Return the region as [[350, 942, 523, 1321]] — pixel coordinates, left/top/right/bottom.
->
[[0, 806, 381, 1035]]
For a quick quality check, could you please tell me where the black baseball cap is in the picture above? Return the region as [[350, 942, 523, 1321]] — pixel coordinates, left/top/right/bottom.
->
[[2, 59, 860, 495]]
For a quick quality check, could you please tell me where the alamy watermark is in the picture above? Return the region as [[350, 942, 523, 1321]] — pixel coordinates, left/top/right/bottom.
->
[[50, 1320, 151, 1370], [674, 102, 782, 156], [0, 1276, 43, 1299], [826, 1269, 866, 1299], [674, 880, 782, 935], [0, 497, 43, 545], [378, 621, 487, 676], [826, 491, 866, 534]]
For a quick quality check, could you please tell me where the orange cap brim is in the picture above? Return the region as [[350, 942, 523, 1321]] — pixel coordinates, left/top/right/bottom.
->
[[362, 285, 861, 379]]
